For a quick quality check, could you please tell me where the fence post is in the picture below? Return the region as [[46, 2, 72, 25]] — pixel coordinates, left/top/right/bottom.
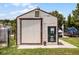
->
[[7, 29, 10, 47]]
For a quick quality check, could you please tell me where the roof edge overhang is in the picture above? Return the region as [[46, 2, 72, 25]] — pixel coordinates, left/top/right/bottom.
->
[[16, 8, 57, 19]]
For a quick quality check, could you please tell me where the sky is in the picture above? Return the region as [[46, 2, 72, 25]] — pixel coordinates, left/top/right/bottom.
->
[[0, 3, 77, 20]]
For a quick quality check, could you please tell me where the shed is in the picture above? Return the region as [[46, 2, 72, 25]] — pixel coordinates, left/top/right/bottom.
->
[[16, 8, 58, 47]]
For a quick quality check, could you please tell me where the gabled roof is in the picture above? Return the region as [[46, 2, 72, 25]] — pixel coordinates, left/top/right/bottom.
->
[[16, 8, 57, 18]]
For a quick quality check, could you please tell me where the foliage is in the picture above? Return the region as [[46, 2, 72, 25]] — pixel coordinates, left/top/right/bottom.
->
[[66, 3, 79, 30], [72, 4, 79, 29], [67, 14, 73, 27], [72, 4, 79, 20], [10, 19, 16, 34], [0, 19, 16, 34], [9, 36, 16, 47], [50, 11, 65, 29]]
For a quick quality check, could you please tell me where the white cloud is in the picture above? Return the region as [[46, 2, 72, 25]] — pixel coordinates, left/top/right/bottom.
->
[[58, 11, 63, 14], [4, 4, 8, 7], [0, 13, 6, 16], [11, 3, 21, 7], [19, 9, 29, 13], [0, 4, 38, 19], [10, 4, 37, 15], [71, 13, 73, 16], [20, 4, 37, 13], [0, 3, 37, 19], [11, 3, 31, 7], [29, 5, 37, 8], [3, 3, 30, 7], [21, 3, 31, 7], [10, 10, 20, 14]]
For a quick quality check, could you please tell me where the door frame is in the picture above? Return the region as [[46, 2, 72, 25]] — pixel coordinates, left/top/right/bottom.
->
[[48, 26, 56, 42], [20, 18, 42, 45]]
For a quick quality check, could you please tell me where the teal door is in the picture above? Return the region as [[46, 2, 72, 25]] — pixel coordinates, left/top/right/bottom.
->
[[48, 26, 56, 42]]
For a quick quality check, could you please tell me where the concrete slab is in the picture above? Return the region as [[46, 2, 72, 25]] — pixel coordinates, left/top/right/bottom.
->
[[18, 40, 77, 49]]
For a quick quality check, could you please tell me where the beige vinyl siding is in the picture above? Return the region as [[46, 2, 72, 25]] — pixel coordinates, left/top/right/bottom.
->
[[17, 18, 20, 44], [17, 9, 58, 45]]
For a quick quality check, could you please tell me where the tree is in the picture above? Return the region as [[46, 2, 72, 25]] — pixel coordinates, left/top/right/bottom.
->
[[73, 4, 79, 20], [72, 3, 79, 29], [67, 14, 75, 27], [0, 19, 16, 34], [64, 20, 68, 30], [50, 10, 65, 29], [67, 14, 71, 27], [10, 19, 16, 34]]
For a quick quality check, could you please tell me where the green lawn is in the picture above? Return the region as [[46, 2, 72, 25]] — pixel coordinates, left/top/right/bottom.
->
[[1, 47, 79, 55], [0, 36, 79, 55], [63, 37, 79, 47]]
